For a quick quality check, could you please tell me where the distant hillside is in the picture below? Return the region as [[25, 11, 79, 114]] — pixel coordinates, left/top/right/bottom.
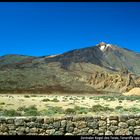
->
[[0, 54, 36, 68]]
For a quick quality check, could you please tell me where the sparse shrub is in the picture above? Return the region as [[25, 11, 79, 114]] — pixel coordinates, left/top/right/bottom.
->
[[117, 95, 140, 101], [17, 106, 26, 111], [41, 106, 64, 116], [115, 106, 125, 113], [24, 105, 37, 112], [65, 108, 76, 115], [91, 104, 114, 112], [116, 96, 126, 100], [41, 109, 55, 116], [42, 98, 50, 102], [4, 109, 21, 116], [0, 102, 5, 105], [82, 97, 85, 100], [119, 100, 122, 103], [49, 106, 63, 113], [122, 108, 128, 112], [93, 95, 123, 101], [18, 105, 40, 116], [30, 95, 37, 97], [68, 103, 73, 105], [51, 98, 59, 102], [115, 106, 123, 110], [24, 95, 30, 98], [74, 106, 89, 114], [23, 105, 39, 116], [93, 97, 99, 100], [69, 97, 74, 100], [124, 107, 140, 113], [24, 110, 39, 116]]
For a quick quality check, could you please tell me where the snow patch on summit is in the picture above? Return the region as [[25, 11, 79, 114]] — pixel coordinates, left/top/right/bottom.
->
[[99, 44, 111, 52], [100, 45, 106, 51], [96, 42, 115, 52]]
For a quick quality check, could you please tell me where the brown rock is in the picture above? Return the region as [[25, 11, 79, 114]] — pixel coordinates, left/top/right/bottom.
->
[[118, 122, 128, 129], [115, 129, 132, 135], [105, 131, 113, 135], [134, 129, 140, 135], [127, 119, 136, 126], [109, 116, 118, 120]]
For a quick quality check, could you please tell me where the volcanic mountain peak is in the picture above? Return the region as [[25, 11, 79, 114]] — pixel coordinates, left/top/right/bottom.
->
[[96, 42, 114, 52]]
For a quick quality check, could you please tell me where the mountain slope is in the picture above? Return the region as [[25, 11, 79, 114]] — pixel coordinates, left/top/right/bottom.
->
[[0, 54, 36, 69], [45, 42, 140, 75], [0, 42, 140, 94]]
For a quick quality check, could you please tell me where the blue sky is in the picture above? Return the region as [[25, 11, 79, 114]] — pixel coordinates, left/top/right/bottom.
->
[[0, 2, 140, 56]]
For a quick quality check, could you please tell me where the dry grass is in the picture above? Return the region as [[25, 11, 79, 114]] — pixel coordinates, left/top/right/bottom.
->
[[0, 93, 140, 116]]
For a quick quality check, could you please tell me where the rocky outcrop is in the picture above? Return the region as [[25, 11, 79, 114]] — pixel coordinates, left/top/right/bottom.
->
[[86, 71, 137, 93], [123, 87, 140, 96]]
